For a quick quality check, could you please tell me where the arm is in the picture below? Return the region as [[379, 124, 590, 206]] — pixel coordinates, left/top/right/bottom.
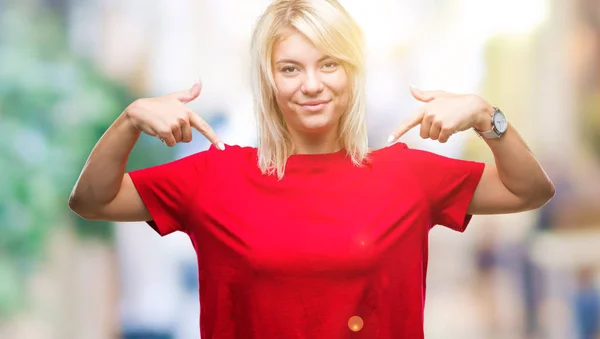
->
[[468, 104, 555, 215], [69, 81, 222, 222], [68, 113, 149, 221], [390, 86, 555, 216]]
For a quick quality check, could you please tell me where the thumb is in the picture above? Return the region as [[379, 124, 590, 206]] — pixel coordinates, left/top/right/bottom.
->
[[409, 84, 437, 103], [170, 78, 202, 103]]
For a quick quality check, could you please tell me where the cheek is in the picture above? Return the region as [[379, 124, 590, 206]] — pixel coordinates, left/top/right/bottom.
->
[[332, 78, 351, 108], [328, 71, 350, 98], [274, 77, 300, 103]]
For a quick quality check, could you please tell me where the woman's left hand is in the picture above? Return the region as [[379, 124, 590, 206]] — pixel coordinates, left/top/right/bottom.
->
[[388, 85, 494, 144]]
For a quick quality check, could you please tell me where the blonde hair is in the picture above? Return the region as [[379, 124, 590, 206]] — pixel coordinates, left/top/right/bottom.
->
[[250, 0, 369, 179]]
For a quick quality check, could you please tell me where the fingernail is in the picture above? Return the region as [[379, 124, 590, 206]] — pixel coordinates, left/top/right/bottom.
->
[[409, 83, 419, 91], [217, 142, 225, 151], [191, 77, 201, 89], [387, 135, 395, 144]]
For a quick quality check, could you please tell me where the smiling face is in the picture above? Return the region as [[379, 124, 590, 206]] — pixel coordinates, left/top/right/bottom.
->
[[250, 0, 368, 176], [272, 29, 350, 140]]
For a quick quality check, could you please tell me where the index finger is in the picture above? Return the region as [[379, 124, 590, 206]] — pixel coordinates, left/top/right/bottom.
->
[[188, 111, 225, 150], [388, 107, 425, 144]]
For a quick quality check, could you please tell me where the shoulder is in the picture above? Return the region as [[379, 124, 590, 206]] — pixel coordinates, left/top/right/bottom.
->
[[367, 142, 469, 175], [369, 142, 408, 158], [204, 144, 257, 162], [369, 142, 465, 165], [201, 144, 258, 174], [158, 144, 256, 174], [367, 142, 414, 166], [181, 144, 256, 162], [362, 142, 416, 177]]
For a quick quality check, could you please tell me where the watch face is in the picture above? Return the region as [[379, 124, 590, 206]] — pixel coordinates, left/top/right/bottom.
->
[[493, 110, 508, 133]]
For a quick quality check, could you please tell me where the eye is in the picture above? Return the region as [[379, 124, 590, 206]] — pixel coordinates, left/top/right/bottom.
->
[[281, 65, 298, 73], [322, 62, 338, 69]]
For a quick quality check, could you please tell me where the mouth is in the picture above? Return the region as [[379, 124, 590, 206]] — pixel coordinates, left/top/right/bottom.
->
[[298, 100, 331, 112]]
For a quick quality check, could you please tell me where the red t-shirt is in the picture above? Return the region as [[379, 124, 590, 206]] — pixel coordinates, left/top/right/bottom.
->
[[128, 142, 485, 339]]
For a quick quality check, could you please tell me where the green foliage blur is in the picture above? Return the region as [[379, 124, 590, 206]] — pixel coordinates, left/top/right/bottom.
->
[[0, 4, 173, 318]]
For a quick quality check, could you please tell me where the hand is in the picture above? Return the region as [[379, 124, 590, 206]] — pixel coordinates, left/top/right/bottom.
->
[[388, 85, 493, 144], [125, 79, 224, 150]]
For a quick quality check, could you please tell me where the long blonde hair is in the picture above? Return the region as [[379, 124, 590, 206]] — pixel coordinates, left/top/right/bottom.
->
[[250, 0, 368, 179]]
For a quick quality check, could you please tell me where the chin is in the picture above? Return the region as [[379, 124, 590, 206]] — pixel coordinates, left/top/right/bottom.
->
[[297, 114, 336, 133]]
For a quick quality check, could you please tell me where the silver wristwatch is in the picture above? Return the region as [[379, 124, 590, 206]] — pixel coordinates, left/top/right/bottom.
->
[[474, 107, 508, 139]]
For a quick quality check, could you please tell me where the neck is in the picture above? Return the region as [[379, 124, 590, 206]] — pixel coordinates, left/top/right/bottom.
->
[[288, 126, 341, 155]]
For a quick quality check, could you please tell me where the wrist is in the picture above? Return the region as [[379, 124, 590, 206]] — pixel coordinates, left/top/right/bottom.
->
[[118, 108, 141, 136], [473, 97, 495, 131]]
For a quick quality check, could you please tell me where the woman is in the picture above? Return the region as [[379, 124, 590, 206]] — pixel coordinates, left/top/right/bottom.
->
[[69, 0, 555, 338]]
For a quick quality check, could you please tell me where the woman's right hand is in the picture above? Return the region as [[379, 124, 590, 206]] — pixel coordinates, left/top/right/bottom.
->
[[125, 80, 224, 150]]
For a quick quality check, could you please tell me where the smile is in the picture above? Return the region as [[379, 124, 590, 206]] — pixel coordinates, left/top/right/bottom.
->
[[298, 100, 331, 112]]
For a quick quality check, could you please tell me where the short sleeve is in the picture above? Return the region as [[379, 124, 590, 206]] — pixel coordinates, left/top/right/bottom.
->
[[403, 145, 485, 232], [128, 151, 207, 236]]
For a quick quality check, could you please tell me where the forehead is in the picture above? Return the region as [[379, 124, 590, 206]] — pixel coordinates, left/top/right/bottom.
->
[[272, 29, 327, 63]]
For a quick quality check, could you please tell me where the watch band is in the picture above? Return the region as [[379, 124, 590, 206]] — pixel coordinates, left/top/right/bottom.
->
[[474, 106, 504, 139], [476, 128, 501, 139]]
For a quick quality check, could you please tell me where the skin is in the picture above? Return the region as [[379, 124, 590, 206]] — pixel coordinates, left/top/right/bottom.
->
[[69, 27, 555, 222], [68, 82, 223, 221], [272, 29, 350, 154], [390, 88, 556, 214], [274, 29, 555, 215]]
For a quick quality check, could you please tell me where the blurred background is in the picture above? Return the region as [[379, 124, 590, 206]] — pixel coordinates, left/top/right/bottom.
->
[[1, 0, 599, 338]]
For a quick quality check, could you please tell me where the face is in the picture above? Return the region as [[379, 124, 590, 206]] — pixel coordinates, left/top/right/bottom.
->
[[271, 29, 350, 137]]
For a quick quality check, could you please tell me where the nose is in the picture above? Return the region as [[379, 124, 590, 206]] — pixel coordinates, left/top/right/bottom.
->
[[300, 70, 324, 95]]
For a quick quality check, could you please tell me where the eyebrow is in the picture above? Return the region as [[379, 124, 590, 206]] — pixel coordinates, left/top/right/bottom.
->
[[275, 56, 333, 65]]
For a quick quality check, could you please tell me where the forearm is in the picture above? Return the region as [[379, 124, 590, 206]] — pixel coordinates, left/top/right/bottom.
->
[[69, 111, 140, 211], [476, 106, 555, 203]]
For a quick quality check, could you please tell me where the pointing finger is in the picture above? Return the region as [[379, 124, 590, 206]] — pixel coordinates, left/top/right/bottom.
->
[[188, 112, 225, 150], [388, 106, 425, 144]]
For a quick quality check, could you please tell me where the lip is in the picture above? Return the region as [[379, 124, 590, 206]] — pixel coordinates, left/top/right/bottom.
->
[[298, 100, 331, 112], [300, 100, 330, 106]]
